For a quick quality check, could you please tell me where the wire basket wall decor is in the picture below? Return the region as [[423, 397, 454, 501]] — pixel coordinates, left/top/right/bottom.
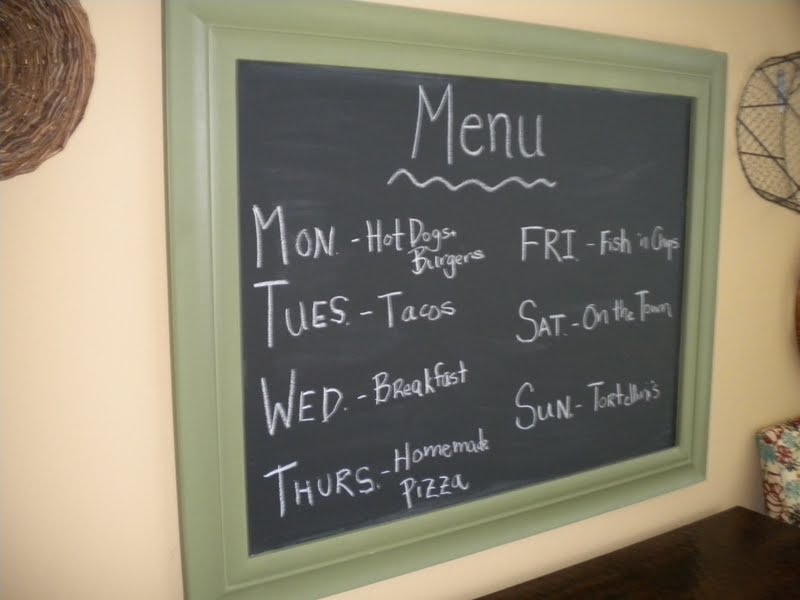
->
[[737, 52, 800, 213], [0, 0, 95, 180]]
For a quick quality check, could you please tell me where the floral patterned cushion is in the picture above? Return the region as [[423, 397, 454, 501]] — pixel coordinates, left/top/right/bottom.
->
[[757, 417, 800, 525]]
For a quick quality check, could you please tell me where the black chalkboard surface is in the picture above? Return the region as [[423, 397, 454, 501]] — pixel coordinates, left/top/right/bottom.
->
[[237, 60, 690, 556]]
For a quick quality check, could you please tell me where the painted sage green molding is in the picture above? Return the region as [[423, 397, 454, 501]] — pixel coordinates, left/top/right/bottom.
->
[[164, 1, 726, 598]]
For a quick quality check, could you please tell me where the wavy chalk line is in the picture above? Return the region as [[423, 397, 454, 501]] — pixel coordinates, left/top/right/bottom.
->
[[386, 168, 558, 193]]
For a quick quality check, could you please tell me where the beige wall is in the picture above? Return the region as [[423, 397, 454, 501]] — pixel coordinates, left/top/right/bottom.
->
[[3, 1, 800, 599]]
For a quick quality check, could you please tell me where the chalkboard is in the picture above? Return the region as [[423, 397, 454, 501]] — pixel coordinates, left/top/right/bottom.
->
[[167, 3, 725, 597], [237, 60, 690, 556]]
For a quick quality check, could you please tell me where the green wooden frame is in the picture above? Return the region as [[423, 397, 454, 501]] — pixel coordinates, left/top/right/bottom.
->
[[164, 2, 725, 598]]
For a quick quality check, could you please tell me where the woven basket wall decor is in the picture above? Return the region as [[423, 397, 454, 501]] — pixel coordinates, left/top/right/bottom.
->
[[0, 0, 96, 180]]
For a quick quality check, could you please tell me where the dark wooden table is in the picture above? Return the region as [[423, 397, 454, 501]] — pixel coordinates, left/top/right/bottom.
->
[[477, 507, 800, 599]]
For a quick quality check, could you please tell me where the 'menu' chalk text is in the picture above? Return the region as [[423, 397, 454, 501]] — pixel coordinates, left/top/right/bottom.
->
[[412, 84, 546, 163], [388, 83, 558, 192]]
